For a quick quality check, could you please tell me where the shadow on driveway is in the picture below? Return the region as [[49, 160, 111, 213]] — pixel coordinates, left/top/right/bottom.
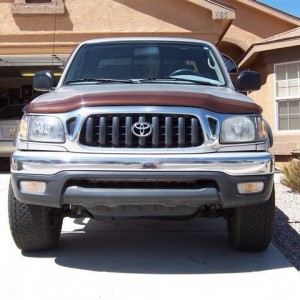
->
[[22, 217, 291, 274], [273, 206, 300, 270]]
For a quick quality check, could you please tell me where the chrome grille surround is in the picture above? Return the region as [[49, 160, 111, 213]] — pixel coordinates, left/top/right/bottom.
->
[[79, 113, 204, 148]]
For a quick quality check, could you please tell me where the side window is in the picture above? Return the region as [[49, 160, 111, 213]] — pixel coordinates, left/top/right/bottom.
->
[[222, 54, 238, 73]]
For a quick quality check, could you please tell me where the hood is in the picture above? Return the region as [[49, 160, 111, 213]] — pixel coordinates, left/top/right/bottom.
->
[[25, 84, 262, 114]]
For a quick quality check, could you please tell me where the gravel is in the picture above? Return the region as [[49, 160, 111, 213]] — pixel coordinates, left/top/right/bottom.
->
[[273, 173, 300, 270]]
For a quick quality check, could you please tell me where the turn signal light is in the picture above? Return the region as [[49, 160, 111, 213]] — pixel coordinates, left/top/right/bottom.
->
[[237, 182, 264, 194], [20, 181, 47, 194]]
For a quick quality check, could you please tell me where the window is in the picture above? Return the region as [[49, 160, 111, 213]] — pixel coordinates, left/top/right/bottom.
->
[[12, 0, 64, 15], [64, 42, 226, 85], [275, 61, 300, 131]]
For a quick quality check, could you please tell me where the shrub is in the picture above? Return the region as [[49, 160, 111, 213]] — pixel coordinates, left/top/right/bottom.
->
[[280, 159, 300, 194]]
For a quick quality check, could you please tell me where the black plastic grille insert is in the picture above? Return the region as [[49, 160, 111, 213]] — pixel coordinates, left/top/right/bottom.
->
[[79, 114, 204, 148]]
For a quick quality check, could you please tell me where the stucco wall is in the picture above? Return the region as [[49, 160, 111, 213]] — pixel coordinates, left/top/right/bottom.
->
[[1, 0, 296, 55], [249, 46, 300, 155], [0, 0, 231, 54], [221, 0, 297, 51]]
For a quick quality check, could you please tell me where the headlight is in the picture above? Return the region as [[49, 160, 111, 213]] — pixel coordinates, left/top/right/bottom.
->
[[220, 116, 267, 143], [19, 116, 65, 143]]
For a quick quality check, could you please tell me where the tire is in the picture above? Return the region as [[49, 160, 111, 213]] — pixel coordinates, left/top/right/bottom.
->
[[8, 181, 63, 251], [227, 186, 275, 252]]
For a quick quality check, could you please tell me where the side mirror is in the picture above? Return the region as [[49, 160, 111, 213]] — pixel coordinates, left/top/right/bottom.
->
[[33, 70, 55, 92], [236, 70, 261, 92]]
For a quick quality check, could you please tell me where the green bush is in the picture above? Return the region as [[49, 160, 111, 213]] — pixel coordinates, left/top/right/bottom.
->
[[280, 159, 300, 194]]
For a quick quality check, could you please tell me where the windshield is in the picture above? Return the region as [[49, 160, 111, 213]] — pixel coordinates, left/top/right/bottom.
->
[[63, 42, 226, 86]]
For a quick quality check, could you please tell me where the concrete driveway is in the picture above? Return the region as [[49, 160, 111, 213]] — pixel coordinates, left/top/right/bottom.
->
[[0, 169, 299, 300]]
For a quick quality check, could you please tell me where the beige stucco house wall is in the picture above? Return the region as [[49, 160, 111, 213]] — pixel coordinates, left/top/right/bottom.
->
[[239, 28, 300, 156], [0, 0, 235, 55], [0, 0, 300, 157]]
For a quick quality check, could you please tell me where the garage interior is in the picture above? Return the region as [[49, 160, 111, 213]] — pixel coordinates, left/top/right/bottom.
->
[[0, 54, 67, 109]]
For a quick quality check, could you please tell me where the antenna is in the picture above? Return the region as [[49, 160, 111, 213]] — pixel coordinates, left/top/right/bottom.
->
[[51, 0, 58, 71]]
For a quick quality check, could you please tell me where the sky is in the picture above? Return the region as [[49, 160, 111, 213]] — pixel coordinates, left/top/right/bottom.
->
[[258, 0, 300, 18]]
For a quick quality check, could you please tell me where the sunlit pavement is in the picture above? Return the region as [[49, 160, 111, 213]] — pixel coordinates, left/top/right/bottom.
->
[[0, 171, 299, 300]]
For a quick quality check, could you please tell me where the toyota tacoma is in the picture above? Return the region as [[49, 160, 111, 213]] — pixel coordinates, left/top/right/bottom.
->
[[8, 38, 275, 252]]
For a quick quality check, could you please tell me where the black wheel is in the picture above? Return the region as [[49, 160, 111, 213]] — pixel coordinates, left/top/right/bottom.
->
[[8, 181, 63, 251], [227, 186, 275, 252]]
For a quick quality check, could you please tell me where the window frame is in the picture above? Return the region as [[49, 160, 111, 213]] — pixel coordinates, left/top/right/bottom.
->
[[274, 60, 300, 133]]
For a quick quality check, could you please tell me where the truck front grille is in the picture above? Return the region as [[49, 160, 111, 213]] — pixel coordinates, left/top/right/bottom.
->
[[79, 114, 204, 148]]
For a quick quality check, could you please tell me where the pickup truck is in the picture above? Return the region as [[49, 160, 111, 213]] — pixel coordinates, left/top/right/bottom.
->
[[8, 37, 275, 252]]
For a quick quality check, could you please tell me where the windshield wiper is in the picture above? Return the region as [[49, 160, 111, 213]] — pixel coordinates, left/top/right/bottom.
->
[[140, 76, 223, 86], [65, 78, 138, 85]]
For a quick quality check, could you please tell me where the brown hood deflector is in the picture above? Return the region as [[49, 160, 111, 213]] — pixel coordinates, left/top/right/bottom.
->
[[25, 91, 262, 114]]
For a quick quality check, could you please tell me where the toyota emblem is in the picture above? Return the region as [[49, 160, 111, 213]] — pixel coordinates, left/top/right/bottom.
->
[[131, 122, 153, 137]]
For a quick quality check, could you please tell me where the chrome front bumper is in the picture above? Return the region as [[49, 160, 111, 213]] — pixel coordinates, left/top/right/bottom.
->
[[11, 151, 274, 176], [10, 151, 274, 210]]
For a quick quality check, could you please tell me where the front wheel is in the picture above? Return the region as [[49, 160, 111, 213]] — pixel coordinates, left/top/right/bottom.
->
[[227, 186, 275, 252], [8, 182, 63, 251]]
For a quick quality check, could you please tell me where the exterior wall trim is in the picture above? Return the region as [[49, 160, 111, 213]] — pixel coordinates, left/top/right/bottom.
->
[[238, 37, 300, 68], [0, 32, 226, 55]]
